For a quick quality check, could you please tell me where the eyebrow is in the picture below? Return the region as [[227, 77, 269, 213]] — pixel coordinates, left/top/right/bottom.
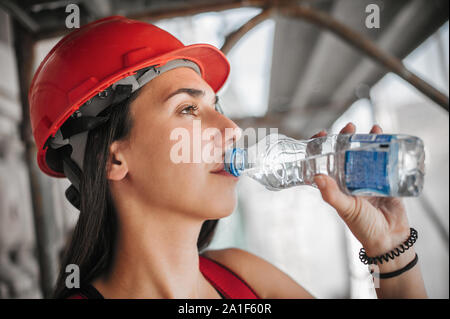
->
[[164, 87, 218, 105]]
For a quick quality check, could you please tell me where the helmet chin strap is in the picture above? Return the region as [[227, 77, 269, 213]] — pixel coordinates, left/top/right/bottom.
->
[[47, 59, 201, 209]]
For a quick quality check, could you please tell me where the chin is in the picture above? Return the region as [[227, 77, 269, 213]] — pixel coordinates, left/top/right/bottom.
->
[[204, 192, 237, 220]]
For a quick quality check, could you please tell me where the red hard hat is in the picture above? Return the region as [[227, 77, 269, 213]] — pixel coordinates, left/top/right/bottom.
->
[[29, 15, 230, 178]]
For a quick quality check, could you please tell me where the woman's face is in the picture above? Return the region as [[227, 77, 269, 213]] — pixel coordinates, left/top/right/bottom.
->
[[114, 67, 241, 220]]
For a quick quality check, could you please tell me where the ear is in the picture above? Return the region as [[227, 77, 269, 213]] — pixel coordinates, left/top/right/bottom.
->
[[107, 141, 129, 181]]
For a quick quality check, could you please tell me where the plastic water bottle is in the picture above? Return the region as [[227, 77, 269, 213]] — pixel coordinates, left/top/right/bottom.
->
[[224, 133, 425, 197]]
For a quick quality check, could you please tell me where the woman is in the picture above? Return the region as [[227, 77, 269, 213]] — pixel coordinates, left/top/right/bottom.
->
[[29, 16, 427, 299]]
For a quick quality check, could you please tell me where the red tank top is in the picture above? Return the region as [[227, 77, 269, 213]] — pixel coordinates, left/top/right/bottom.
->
[[67, 255, 259, 299]]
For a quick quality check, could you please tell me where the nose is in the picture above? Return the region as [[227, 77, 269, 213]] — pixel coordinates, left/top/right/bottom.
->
[[208, 110, 242, 150], [218, 114, 242, 150]]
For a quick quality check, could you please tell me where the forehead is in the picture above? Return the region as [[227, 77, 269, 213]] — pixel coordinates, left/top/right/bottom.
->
[[141, 67, 214, 101]]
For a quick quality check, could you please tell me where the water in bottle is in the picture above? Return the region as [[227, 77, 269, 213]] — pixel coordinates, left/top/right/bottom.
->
[[224, 133, 425, 197]]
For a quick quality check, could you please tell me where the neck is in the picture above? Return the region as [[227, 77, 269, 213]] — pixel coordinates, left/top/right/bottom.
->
[[94, 194, 208, 298]]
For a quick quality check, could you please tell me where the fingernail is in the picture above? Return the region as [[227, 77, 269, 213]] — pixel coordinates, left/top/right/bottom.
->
[[315, 175, 326, 188]]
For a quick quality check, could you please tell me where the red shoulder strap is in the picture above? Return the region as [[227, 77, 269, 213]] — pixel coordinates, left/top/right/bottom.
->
[[67, 293, 87, 299], [199, 255, 260, 299]]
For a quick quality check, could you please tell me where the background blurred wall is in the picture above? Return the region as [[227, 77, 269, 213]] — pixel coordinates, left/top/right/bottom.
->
[[0, 8, 40, 298], [0, 8, 77, 298]]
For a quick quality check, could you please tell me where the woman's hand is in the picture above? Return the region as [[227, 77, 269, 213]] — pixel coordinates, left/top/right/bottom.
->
[[310, 123, 428, 299], [311, 123, 411, 256]]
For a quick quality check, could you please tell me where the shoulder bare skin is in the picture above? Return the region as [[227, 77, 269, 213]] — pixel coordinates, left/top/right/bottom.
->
[[202, 248, 315, 299]]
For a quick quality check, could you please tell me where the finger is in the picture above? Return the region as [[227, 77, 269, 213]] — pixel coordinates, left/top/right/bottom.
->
[[370, 124, 383, 134], [340, 122, 356, 134], [314, 174, 356, 221], [310, 130, 328, 139]]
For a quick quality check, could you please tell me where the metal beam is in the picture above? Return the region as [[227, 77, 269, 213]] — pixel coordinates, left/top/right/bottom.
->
[[279, 4, 449, 112], [35, 0, 271, 40], [82, 0, 113, 19], [288, 0, 379, 112], [220, 6, 276, 55], [232, 108, 323, 140], [0, 0, 40, 33], [331, 0, 449, 110]]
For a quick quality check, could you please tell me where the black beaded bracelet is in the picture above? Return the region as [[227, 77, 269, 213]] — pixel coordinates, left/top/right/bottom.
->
[[359, 227, 418, 265]]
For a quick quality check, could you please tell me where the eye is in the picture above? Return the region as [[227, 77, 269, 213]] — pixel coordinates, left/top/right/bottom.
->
[[180, 104, 199, 115]]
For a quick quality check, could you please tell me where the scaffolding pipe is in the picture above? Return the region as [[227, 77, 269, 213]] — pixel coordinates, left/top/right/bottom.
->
[[278, 5, 449, 111], [221, 6, 276, 54]]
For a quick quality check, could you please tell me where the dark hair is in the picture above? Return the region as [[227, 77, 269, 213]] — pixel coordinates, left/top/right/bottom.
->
[[53, 91, 218, 298]]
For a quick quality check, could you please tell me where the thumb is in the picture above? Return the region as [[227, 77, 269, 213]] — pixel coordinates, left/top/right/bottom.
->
[[313, 174, 356, 220]]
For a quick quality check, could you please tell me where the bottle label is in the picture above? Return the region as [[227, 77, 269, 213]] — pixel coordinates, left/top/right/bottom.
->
[[344, 149, 390, 196], [350, 134, 393, 143]]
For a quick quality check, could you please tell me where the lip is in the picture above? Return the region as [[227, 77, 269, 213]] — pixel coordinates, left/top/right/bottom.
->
[[210, 162, 238, 180], [209, 146, 238, 179], [211, 169, 239, 180], [210, 162, 225, 173]]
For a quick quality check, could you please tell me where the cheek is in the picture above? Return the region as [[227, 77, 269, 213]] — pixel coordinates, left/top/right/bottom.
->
[[127, 122, 237, 216], [127, 129, 207, 203]]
